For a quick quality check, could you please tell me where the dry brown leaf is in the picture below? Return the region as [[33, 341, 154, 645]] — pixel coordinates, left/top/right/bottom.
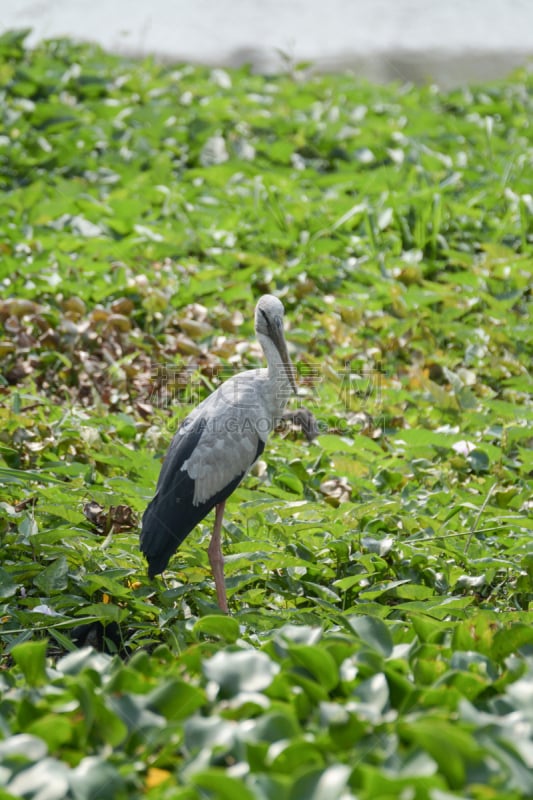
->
[[319, 476, 352, 506]]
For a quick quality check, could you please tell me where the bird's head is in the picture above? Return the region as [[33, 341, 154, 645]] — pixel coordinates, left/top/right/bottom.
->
[[255, 294, 297, 394]]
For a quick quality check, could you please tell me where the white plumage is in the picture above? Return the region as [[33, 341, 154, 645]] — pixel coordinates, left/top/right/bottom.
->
[[180, 364, 292, 505]]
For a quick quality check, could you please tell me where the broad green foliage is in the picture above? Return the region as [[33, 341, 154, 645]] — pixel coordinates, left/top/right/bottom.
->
[[0, 29, 532, 799]]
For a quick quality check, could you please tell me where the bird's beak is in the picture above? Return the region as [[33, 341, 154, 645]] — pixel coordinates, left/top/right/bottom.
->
[[272, 321, 298, 395]]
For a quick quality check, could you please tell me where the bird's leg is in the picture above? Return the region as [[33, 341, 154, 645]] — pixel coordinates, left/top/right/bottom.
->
[[208, 501, 228, 613]]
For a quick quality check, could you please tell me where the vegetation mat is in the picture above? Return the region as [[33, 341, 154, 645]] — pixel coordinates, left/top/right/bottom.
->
[[0, 29, 532, 800]]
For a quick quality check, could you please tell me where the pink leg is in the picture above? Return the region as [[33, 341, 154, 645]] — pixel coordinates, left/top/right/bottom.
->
[[208, 501, 228, 613]]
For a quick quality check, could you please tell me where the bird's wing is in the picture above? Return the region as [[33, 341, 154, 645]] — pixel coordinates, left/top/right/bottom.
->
[[140, 370, 270, 576], [179, 372, 269, 506], [141, 411, 262, 576]]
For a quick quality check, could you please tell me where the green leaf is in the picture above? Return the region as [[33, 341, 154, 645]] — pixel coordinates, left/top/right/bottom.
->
[[289, 765, 351, 800], [147, 678, 206, 720], [0, 28, 31, 57], [353, 672, 389, 715], [0, 734, 47, 761], [69, 756, 125, 800], [0, 467, 64, 485], [287, 644, 339, 692], [393, 429, 457, 450], [0, 567, 18, 599], [11, 640, 48, 687], [57, 647, 111, 676], [346, 615, 393, 657], [192, 770, 256, 800], [27, 714, 73, 750], [269, 739, 325, 775], [251, 709, 301, 743], [492, 623, 533, 661], [466, 448, 490, 473], [7, 757, 70, 799], [33, 555, 69, 594], [400, 718, 482, 789], [203, 650, 279, 696], [193, 614, 240, 642]]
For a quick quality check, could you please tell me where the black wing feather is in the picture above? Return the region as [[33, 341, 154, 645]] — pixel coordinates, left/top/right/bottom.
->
[[140, 420, 265, 577]]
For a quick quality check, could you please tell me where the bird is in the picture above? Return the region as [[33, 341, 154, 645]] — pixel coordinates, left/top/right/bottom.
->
[[140, 294, 297, 612]]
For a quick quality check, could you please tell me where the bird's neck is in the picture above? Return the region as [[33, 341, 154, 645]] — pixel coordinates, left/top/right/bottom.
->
[[257, 332, 293, 407]]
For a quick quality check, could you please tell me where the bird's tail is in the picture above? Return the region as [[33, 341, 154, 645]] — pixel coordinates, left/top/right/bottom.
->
[[140, 491, 191, 578]]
